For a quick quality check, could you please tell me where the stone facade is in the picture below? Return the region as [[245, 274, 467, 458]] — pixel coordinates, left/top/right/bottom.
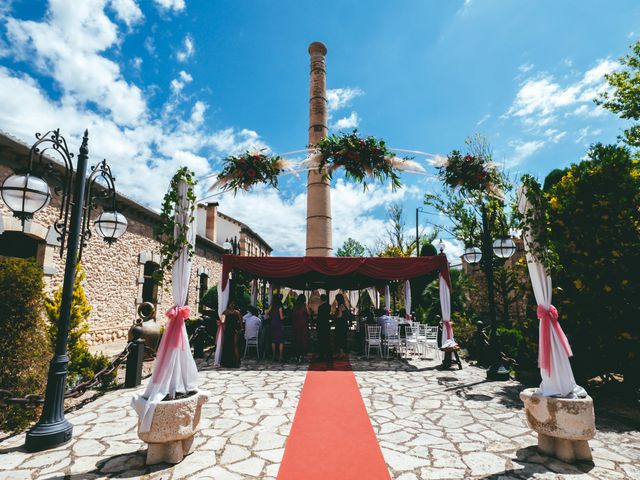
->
[[0, 131, 270, 346]]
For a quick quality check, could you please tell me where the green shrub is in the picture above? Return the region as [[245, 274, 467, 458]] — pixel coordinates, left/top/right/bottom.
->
[[0, 258, 50, 432], [45, 265, 115, 390], [200, 286, 218, 311], [496, 327, 537, 371]]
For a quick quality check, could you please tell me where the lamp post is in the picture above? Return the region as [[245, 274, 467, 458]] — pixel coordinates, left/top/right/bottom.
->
[[0, 129, 127, 451], [415, 207, 429, 257], [462, 203, 515, 381]]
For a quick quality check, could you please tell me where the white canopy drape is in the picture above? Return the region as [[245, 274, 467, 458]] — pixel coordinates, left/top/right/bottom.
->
[[348, 290, 360, 313], [213, 275, 231, 367], [366, 287, 379, 308], [439, 274, 456, 347], [132, 180, 200, 431], [518, 186, 582, 397], [404, 280, 412, 319], [384, 285, 391, 311]]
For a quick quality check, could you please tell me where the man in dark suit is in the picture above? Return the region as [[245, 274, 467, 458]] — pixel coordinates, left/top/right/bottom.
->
[[316, 294, 332, 363]]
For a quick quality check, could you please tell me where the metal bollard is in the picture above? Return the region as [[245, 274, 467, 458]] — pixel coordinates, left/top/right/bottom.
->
[[125, 323, 145, 388]]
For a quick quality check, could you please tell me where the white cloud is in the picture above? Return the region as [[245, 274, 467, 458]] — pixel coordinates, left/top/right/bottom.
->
[[170, 70, 192, 93], [176, 34, 194, 62], [518, 63, 534, 73], [477, 113, 491, 125], [109, 0, 143, 27], [131, 56, 142, 71], [326, 87, 363, 113], [575, 126, 602, 144], [544, 128, 567, 143], [506, 58, 619, 128], [154, 0, 185, 13], [332, 111, 360, 130], [5, 0, 146, 126], [508, 139, 546, 166]]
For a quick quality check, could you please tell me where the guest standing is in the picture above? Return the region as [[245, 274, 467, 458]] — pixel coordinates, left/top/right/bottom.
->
[[268, 294, 285, 362], [316, 294, 332, 362], [220, 301, 242, 368], [292, 294, 310, 364], [334, 293, 350, 359]]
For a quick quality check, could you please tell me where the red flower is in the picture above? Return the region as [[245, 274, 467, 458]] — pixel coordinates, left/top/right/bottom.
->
[[247, 168, 257, 178], [253, 154, 261, 160]]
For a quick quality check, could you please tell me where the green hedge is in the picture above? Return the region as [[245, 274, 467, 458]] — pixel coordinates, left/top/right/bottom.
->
[[0, 258, 51, 432]]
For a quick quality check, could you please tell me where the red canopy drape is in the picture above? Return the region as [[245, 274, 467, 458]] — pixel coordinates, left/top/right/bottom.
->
[[221, 255, 451, 291]]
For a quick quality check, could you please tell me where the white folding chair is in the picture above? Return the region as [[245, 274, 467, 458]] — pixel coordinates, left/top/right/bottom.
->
[[243, 326, 260, 359], [383, 322, 402, 359], [420, 325, 440, 359], [365, 325, 382, 359], [404, 326, 420, 356]]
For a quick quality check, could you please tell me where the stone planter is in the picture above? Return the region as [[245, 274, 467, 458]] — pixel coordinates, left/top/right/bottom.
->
[[520, 388, 595, 463], [137, 390, 209, 465]]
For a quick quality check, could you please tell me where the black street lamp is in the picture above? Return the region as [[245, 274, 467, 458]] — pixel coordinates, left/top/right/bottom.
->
[[415, 207, 429, 257], [461, 203, 515, 381], [0, 129, 127, 451]]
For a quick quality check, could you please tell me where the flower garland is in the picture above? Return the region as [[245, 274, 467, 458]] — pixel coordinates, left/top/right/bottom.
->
[[153, 167, 197, 284], [213, 151, 288, 194], [438, 150, 500, 194], [314, 130, 404, 191]]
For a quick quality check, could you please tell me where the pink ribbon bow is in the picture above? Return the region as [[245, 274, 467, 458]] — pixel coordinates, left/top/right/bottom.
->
[[537, 304, 573, 376], [443, 319, 453, 339], [152, 305, 191, 384]]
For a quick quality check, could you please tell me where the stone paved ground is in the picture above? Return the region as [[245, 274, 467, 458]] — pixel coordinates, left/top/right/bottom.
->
[[0, 352, 638, 479]]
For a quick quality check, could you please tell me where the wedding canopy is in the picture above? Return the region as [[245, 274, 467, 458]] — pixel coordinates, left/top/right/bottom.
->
[[214, 254, 455, 366]]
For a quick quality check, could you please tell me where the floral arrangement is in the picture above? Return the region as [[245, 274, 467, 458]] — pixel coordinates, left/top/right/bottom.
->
[[153, 167, 197, 284], [437, 150, 500, 194], [212, 151, 288, 194], [314, 130, 406, 191]]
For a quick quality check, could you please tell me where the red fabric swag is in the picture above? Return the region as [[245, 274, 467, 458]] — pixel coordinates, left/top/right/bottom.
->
[[221, 255, 451, 290]]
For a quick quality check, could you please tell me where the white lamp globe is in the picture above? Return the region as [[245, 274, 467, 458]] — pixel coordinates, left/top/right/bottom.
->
[[462, 246, 482, 264], [492, 238, 516, 259], [94, 211, 127, 244], [0, 173, 51, 221]]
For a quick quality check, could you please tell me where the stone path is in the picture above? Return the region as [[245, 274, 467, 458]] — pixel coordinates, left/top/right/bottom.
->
[[1, 353, 639, 479]]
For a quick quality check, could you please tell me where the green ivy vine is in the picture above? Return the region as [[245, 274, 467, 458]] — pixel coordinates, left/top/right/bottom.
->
[[153, 167, 198, 284]]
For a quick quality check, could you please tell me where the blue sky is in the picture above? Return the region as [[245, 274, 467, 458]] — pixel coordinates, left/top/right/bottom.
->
[[0, 0, 638, 256]]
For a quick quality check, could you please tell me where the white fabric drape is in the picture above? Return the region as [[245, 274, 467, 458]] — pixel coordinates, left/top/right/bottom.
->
[[348, 290, 360, 313], [384, 285, 391, 311], [268, 284, 273, 306], [132, 180, 200, 431], [518, 186, 579, 397], [366, 287, 379, 308], [439, 275, 456, 348], [404, 280, 412, 319], [214, 274, 230, 367], [329, 290, 339, 306], [251, 279, 258, 307]]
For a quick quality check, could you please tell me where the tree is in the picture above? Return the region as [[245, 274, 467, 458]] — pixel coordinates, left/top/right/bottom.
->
[[46, 264, 114, 388], [375, 203, 421, 257], [544, 144, 640, 385], [336, 237, 366, 257], [596, 41, 640, 148]]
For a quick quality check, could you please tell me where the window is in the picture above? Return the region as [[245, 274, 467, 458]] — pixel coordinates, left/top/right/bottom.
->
[[0, 231, 39, 259], [141, 261, 159, 304], [198, 272, 209, 312]]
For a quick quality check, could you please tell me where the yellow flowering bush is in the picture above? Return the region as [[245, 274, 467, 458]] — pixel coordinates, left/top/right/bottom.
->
[[545, 143, 640, 386]]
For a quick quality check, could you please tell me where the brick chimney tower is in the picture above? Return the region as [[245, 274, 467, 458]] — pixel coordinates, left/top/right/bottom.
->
[[306, 41, 332, 256]]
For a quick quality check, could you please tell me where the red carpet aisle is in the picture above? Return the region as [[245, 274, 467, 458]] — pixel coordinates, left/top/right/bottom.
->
[[277, 358, 390, 480]]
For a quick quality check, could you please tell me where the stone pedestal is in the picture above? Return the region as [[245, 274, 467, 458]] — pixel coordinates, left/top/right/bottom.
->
[[137, 390, 209, 465], [520, 388, 595, 463]]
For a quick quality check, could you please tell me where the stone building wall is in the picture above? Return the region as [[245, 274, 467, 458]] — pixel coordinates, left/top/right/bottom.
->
[[0, 163, 224, 346]]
